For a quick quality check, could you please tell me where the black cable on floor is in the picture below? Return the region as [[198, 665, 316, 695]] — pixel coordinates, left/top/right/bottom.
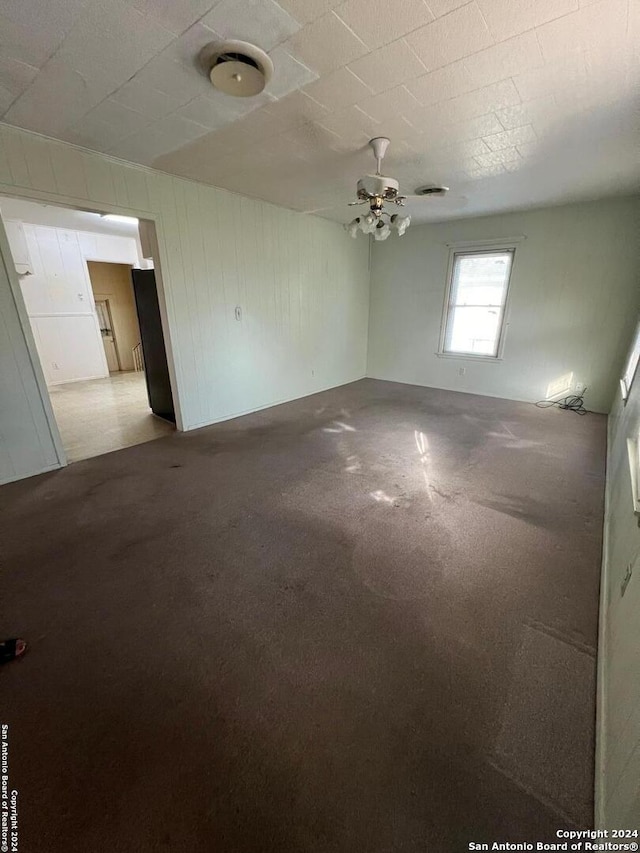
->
[[535, 390, 589, 415]]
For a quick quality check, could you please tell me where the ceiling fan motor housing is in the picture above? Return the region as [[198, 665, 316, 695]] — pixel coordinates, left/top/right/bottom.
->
[[356, 174, 400, 201]]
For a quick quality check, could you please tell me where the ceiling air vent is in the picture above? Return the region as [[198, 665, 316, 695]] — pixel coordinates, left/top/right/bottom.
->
[[414, 185, 449, 197], [204, 40, 273, 97]]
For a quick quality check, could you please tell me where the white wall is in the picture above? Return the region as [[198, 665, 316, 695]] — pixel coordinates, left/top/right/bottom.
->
[[0, 124, 370, 483], [368, 198, 640, 414], [4, 220, 142, 385], [597, 342, 640, 827]]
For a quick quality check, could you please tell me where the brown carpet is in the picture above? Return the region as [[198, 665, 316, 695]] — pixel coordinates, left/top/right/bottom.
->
[[0, 379, 605, 851]]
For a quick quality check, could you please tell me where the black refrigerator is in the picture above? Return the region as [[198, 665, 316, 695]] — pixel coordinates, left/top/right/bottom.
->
[[131, 268, 175, 424]]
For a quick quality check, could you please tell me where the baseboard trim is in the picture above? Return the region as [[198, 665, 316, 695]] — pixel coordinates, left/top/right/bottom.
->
[[0, 461, 61, 486], [594, 420, 612, 828], [183, 375, 368, 432], [364, 374, 610, 414]]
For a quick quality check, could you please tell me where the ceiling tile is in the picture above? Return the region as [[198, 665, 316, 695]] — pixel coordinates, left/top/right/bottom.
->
[[82, 99, 152, 141], [629, 0, 640, 40], [415, 78, 520, 127], [425, 0, 469, 16], [428, 137, 491, 164], [159, 22, 220, 69], [66, 102, 150, 152], [449, 112, 505, 139], [0, 86, 15, 114], [475, 147, 521, 168], [201, 0, 301, 52], [266, 47, 318, 98], [334, 0, 434, 50], [124, 0, 218, 35], [177, 91, 268, 129], [56, 1, 176, 86], [224, 104, 287, 143], [151, 113, 212, 145], [347, 39, 426, 95], [3, 57, 116, 135], [495, 96, 557, 130], [285, 12, 369, 75], [274, 0, 342, 25], [463, 30, 544, 89], [317, 124, 370, 151], [110, 80, 186, 120], [535, 0, 628, 63], [512, 54, 587, 102], [406, 59, 475, 106], [475, 0, 578, 42], [112, 118, 209, 163], [0, 57, 39, 102], [303, 67, 373, 111], [358, 86, 422, 125], [264, 90, 331, 131], [135, 55, 209, 102], [0, 12, 66, 67], [515, 141, 539, 161], [483, 123, 537, 151], [319, 104, 379, 143], [405, 2, 494, 73], [0, 0, 95, 57]]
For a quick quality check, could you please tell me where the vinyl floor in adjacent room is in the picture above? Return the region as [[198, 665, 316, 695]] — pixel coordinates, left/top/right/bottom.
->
[[48, 371, 174, 462], [0, 379, 606, 852]]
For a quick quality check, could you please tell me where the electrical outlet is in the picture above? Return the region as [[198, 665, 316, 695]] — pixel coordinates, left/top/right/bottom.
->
[[458, 367, 466, 376], [575, 382, 586, 395]]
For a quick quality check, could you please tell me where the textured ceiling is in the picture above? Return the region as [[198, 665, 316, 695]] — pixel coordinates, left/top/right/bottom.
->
[[0, 0, 638, 223]]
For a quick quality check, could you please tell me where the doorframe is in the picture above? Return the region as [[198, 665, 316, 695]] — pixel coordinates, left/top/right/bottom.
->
[[0, 185, 184, 471]]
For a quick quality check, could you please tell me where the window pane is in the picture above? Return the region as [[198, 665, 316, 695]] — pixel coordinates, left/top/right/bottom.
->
[[447, 305, 502, 356], [452, 253, 511, 307], [443, 250, 513, 357]]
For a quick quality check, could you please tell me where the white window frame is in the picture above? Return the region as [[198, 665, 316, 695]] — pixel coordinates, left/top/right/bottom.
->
[[620, 317, 640, 403], [438, 243, 518, 361]]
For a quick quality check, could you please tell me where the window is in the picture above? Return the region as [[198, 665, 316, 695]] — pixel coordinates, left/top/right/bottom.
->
[[620, 318, 640, 401], [440, 249, 514, 358]]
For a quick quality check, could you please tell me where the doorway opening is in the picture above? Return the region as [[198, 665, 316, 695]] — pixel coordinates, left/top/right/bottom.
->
[[0, 196, 177, 463]]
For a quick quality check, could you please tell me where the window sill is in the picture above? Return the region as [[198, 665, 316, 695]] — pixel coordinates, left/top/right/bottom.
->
[[435, 352, 503, 363]]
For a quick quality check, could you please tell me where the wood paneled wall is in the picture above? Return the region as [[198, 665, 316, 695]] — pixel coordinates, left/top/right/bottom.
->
[[0, 124, 370, 483]]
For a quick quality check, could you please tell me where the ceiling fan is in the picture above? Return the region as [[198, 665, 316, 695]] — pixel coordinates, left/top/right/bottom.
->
[[345, 136, 449, 241]]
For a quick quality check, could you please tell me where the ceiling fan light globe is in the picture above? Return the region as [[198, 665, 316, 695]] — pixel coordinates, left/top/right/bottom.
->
[[374, 222, 391, 241], [396, 214, 411, 236], [345, 218, 360, 238], [360, 213, 377, 234]]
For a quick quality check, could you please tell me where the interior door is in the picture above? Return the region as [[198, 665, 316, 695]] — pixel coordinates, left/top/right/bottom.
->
[[95, 299, 120, 372], [131, 269, 175, 423]]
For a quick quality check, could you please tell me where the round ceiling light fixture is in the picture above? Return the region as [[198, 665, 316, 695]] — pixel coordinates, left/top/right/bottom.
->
[[204, 40, 273, 97]]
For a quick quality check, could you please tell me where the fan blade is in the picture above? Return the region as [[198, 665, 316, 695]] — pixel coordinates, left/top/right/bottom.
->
[[348, 199, 367, 206]]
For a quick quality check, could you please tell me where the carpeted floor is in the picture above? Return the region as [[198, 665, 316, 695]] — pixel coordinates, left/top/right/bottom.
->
[[0, 379, 606, 851]]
